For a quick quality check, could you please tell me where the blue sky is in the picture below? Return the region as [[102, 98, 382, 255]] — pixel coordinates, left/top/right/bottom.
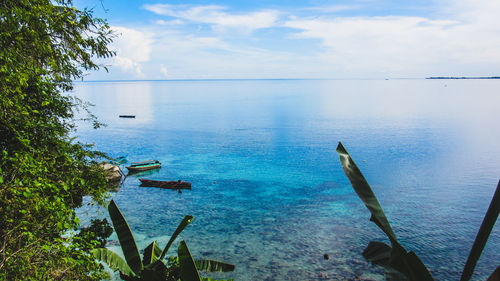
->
[[76, 0, 500, 80]]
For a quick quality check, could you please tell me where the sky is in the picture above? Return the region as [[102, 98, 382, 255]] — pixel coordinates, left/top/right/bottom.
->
[[75, 0, 500, 80]]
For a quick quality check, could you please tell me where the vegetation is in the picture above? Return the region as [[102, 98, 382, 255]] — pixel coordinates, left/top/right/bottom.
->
[[0, 0, 114, 279], [93, 200, 235, 281], [336, 142, 500, 281]]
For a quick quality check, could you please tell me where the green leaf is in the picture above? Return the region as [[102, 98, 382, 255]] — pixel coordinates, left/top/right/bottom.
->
[[143, 240, 162, 266], [159, 215, 194, 260], [460, 181, 500, 281], [392, 251, 434, 281], [178, 240, 202, 281], [141, 260, 168, 281], [107, 200, 143, 274], [362, 241, 392, 266], [336, 142, 399, 246], [195, 259, 235, 272], [336, 142, 433, 281], [91, 248, 135, 277], [385, 269, 409, 281], [487, 266, 500, 281]]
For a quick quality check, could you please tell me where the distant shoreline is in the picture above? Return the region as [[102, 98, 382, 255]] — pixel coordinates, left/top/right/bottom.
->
[[426, 76, 500, 79], [73, 77, 500, 83]]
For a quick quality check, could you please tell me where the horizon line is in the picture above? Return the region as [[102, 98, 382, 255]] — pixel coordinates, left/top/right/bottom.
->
[[75, 77, 425, 83]]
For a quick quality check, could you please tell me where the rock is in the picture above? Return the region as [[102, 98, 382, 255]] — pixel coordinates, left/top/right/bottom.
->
[[248, 256, 258, 262], [100, 163, 123, 182], [319, 272, 328, 279]]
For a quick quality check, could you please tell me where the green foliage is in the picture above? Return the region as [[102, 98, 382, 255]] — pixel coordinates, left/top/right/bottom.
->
[[76, 218, 114, 249], [460, 182, 500, 281], [159, 215, 194, 261], [195, 259, 236, 273], [178, 241, 202, 281], [94, 200, 235, 281], [92, 248, 135, 277], [108, 200, 144, 274], [336, 142, 432, 281], [0, 0, 113, 279], [336, 142, 500, 281], [143, 241, 163, 266]]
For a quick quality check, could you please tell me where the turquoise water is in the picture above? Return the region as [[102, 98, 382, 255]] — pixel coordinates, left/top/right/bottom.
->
[[75, 79, 500, 280]]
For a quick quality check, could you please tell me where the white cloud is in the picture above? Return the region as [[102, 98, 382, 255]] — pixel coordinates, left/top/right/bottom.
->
[[155, 19, 184, 26], [89, 0, 500, 80], [143, 4, 279, 32], [160, 64, 169, 78], [283, 0, 500, 77], [108, 27, 312, 80], [110, 26, 154, 77], [303, 5, 362, 13]]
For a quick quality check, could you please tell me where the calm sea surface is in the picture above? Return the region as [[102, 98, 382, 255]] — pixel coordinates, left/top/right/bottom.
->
[[74, 79, 500, 281]]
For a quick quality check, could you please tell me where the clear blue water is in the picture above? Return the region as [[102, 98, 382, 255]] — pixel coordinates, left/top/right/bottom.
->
[[75, 79, 500, 281]]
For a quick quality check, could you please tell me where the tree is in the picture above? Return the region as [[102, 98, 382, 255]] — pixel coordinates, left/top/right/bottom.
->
[[0, 0, 114, 279]]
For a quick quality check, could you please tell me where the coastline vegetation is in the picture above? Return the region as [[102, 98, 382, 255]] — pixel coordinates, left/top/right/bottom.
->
[[0, 0, 114, 279], [426, 76, 500, 79]]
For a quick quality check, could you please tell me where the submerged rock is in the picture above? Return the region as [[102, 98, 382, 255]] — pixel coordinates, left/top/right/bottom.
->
[[319, 272, 329, 279]]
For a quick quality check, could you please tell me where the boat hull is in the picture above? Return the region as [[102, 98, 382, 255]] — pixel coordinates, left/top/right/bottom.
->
[[126, 163, 161, 172], [139, 178, 192, 190]]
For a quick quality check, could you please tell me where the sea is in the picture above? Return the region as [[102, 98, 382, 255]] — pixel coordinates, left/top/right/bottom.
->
[[74, 79, 500, 281]]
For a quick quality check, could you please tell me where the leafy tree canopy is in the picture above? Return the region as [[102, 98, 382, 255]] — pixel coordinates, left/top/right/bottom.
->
[[0, 0, 114, 279]]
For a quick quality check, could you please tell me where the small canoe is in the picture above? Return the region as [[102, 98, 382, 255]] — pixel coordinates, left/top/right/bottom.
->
[[139, 178, 192, 190], [126, 160, 161, 172], [119, 115, 135, 118], [130, 159, 158, 166]]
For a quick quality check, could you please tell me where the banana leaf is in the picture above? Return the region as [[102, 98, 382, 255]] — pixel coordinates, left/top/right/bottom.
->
[[487, 266, 500, 281], [362, 240, 429, 281], [336, 142, 433, 281], [143, 240, 162, 266], [108, 200, 143, 274], [460, 181, 500, 281], [336, 142, 399, 246], [178, 240, 202, 281], [362, 241, 391, 266], [141, 260, 169, 281], [159, 215, 194, 260], [91, 248, 135, 276], [195, 259, 235, 272], [385, 270, 409, 281]]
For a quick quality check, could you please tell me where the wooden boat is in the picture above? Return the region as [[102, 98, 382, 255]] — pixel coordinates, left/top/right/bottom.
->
[[139, 178, 192, 190], [126, 160, 161, 172]]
